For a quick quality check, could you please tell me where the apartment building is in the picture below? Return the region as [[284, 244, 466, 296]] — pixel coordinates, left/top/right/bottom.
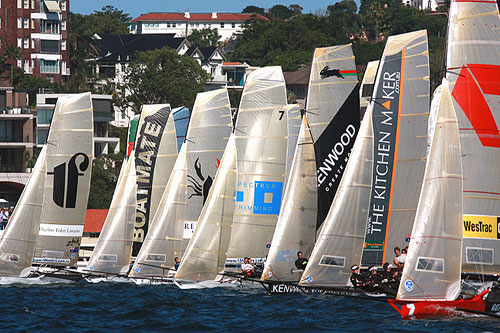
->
[[0, 0, 70, 85]]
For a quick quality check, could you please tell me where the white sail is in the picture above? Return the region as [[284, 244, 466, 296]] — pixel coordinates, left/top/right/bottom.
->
[[132, 104, 178, 256], [261, 117, 317, 282], [129, 143, 187, 277], [398, 80, 462, 301], [225, 66, 288, 264], [86, 154, 137, 275], [299, 106, 374, 287], [362, 30, 430, 266], [33, 93, 94, 267], [446, 0, 500, 274], [285, 104, 301, 179], [176, 134, 237, 281], [0, 146, 47, 276], [360, 60, 379, 119]]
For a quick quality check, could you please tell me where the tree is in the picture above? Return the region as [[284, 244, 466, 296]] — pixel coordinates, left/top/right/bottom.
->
[[188, 28, 221, 47], [290, 4, 303, 15], [92, 5, 131, 34], [87, 153, 124, 209], [117, 47, 210, 113], [268, 5, 295, 20], [242, 6, 266, 15]]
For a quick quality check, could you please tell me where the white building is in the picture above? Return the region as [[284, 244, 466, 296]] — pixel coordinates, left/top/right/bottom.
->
[[129, 11, 268, 43], [402, 0, 443, 11]]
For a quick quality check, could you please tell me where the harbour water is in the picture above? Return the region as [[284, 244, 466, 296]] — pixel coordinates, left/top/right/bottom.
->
[[0, 282, 498, 331]]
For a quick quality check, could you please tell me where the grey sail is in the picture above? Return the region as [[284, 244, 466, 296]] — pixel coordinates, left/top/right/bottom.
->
[[33, 93, 94, 267], [362, 30, 430, 266], [307, 44, 360, 229], [299, 106, 374, 287], [226, 66, 288, 264], [86, 154, 137, 275], [184, 89, 233, 245], [129, 143, 187, 277], [261, 116, 317, 282], [285, 104, 302, 180], [446, 0, 500, 274], [175, 134, 237, 281], [133, 104, 178, 256], [0, 146, 47, 276]]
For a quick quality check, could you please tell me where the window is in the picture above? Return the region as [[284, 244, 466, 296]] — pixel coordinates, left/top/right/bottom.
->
[[32, 0, 35, 9], [61, 39, 66, 51], [24, 18, 29, 29], [61, 61, 66, 74], [31, 39, 35, 49], [41, 39, 59, 53], [232, 23, 236, 28], [145, 254, 166, 262], [17, 60, 21, 68], [23, 38, 28, 49], [61, 0, 66, 11], [98, 254, 117, 262], [17, 38, 22, 48], [319, 255, 345, 267], [40, 59, 59, 73], [362, 84, 374, 97], [17, 18, 22, 29], [23, 59, 29, 72], [172, 22, 176, 27], [466, 247, 494, 265], [416, 257, 444, 273], [32, 19, 35, 29], [220, 22, 224, 28], [17, 0, 22, 9], [61, 20, 66, 31], [167, 23, 171, 28], [41, 20, 59, 34]]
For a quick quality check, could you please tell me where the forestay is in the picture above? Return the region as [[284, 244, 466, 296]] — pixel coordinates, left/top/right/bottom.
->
[[300, 106, 374, 287], [446, 0, 500, 274], [86, 154, 137, 275], [176, 135, 237, 281], [0, 146, 47, 276], [398, 80, 462, 301], [33, 93, 94, 267], [306, 44, 360, 229], [362, 30, 430, 266], [226, 66, 288, 264]]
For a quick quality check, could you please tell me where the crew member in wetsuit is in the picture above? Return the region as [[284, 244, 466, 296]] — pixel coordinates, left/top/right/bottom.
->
[[174, 257, 180, 270], [364, 266, 383, 292], [350, 265, 366, 288], [295, 251, 308, 270]]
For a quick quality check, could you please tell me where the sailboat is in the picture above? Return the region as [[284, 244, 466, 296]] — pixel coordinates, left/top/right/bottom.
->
[[0, 93, 94, 283]]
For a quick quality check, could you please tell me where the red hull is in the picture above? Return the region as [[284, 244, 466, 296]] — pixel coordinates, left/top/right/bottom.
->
[[388, 290, 489, 319]]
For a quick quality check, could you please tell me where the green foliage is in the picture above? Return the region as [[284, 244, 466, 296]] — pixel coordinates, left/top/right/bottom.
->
[[87, 153, 124, 209], [92, 5, 131, 34], [242, 6, 266, 15], [116, 47, 210, 113], [188, 28, 221, 47], [109, 125, 128, 154], [268, 4, 295, 20], [11, 67, 55, 107]]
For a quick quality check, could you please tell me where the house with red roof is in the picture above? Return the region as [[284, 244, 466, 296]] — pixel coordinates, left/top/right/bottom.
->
[[129, 11, 268, 43]]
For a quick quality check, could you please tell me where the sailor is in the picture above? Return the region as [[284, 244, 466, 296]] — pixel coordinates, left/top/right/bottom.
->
[[381, 262, 399, 292], [174, 257, 180, 270], [241, 257, 254, 277], [393, 247, 406, 270], [295, 251, 308, 270], [350, 265, 366, 288]]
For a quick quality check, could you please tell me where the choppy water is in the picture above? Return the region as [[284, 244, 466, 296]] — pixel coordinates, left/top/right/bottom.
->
[[0, 282, 498, 331]]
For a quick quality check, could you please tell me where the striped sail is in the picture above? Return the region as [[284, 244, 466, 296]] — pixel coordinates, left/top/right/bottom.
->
[[0, 146, 47, 276], [285, 104, 302, 179], [172, 106, 190, 152], [132, 104, 178, 256], [398, 80, 462, 301], [299, 106, 374, 287], [33, 93, 94, 267], [129, 143, 187, 277], [306, 44, 360, 229], [446, 0, 500, 274], [362, 30, 430, 266], [360, 60, 379, 119], [127, 115, 140, 157], [86, 154, 137, 275], [261, 117, 317, 282], [225, 66, 288, 264], [175, 134, 237, 281]]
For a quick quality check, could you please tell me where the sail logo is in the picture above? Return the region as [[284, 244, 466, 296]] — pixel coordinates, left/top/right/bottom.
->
[[319, 66, 357, 80], [463, 215, 500, 239], [253, 181, 283, 215], [452, 64, 500, 148], [48, 153, 90, 208], [187, 157, 214, 205]]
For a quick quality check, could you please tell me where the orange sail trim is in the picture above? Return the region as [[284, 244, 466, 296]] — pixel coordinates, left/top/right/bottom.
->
[[382, 48, 406, 264]]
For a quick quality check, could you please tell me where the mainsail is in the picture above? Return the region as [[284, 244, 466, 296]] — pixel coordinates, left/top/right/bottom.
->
[[261, 117, 317, 282], [360, 60, 379, 119], [132, 104, 178, 256], [33, 93, 94, 267], [0, 146, 47, 276], [285, 104, 301, 179], [226, 66, 288, 263], [307, 44, 360, 229], [86, 154, 137, 275], [299, 107, 374, 287], [362, 30, 430, 266], [397, 80, 462, 301], [175, 134, 237, 281], [446, 0, 500, 274]]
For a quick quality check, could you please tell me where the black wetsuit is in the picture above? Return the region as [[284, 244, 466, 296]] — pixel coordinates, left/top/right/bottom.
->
[[295, 258, 308, 270], [350, 273, 366, 288]]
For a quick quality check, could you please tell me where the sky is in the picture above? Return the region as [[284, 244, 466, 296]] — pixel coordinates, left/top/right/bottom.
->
[[70, 1, 349, 19]]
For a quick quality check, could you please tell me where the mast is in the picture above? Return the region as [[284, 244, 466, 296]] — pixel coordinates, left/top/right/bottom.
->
[[446, 0, 500, 274], [362, 30, 430, 267], [32, 93, 94, 267], [397, 80, 462, 301]]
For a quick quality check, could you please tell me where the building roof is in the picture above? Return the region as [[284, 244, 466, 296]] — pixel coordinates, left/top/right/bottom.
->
[[83, 209, 108, 233], [284, 65, 311, 86], [132, 12, 268, 22]]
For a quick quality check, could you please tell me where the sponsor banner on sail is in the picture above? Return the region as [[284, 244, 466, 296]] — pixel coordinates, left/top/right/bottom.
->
[[183, 221, 197, 239], [463, 215, 500, 240], [38, 224, 84, 237], [363, 51, 404, 262], [234, 180, 284, 216], [133, 106, 171, 256]]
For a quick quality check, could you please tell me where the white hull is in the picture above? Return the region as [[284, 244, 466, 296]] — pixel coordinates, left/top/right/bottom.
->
[[0, 275, 74, 285]]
